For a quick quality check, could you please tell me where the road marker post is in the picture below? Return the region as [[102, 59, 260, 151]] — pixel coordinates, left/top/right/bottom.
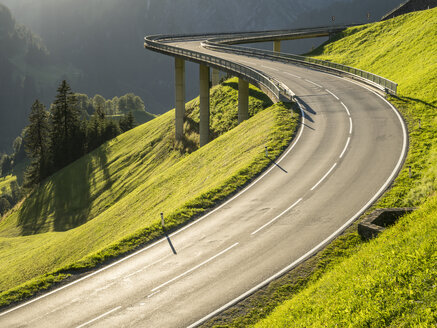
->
[[161, 212, 165, 229], [265, 146, 268, 157], [409, 166, 412, 178]]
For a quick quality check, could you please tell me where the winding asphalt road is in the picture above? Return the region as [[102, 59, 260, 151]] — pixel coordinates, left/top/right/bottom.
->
[[0, 37, 407, 327]]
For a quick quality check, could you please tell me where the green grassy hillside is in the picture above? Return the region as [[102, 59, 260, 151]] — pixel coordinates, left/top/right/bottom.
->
[[256, 196, 437, 327], [248, 8, 437, 327], [0, 79, 298, 306], [0, 175, 16, 195], [311, 8, 437, 208]]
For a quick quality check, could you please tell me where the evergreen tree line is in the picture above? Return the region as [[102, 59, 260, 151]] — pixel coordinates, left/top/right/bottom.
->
[[24, 80, 135, 188], [76, 92, 147, 117]]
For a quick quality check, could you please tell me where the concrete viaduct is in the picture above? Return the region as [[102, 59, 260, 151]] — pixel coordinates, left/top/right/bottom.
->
[[144, 26, 350, 147]]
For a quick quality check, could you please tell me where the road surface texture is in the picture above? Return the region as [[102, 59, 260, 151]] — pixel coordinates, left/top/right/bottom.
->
[[0, 37, 406, 328]]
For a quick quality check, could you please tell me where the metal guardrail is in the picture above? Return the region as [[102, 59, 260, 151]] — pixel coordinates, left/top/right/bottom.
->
[[204, 36, 398, 95], [145, 26, 397, 97], [146, 26, 348, 44], [145, 36, 295, 103]]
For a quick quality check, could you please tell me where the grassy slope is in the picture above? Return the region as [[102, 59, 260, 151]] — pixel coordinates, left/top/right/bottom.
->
[[0, 78, 298, 304], [252, 8, 437, 327], [107, 110, 157, 125], [256, 197, 437, 327], [0, 175, 16, 194]]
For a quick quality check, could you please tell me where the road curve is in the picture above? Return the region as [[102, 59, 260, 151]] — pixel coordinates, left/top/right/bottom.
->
[[0, 35, 407, 328]]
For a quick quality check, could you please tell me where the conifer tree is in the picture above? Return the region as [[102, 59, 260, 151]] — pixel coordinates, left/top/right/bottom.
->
[[24, 99, 50, 186], [119, 111, 135, 132], [50, 80, 82, 170]]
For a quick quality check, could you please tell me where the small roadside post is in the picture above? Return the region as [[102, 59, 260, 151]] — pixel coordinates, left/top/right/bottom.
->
[[265, 146, 268, 157], [161, 212, 165, 229], [409, 166, 412, 178]]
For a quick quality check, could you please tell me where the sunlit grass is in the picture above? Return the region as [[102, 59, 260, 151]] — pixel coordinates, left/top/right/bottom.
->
[[0, 175, 16, 195], [255, 195, 437, 327], [0, 79, 298, 306], [215, 8, 437, 327]]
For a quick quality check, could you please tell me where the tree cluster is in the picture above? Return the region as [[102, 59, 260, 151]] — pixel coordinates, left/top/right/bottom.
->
[[76, 93, 146, 117], [23, 80, 135, 188]]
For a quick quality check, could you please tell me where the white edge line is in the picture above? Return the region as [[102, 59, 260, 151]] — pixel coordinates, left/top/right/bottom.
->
[[310, 162, 337, 191], [339, 137, 351, 159], [251, 198, 303, 235], [75, 306, 121, 328], [0, 100, 306, 318], [341, 101, 351, 116], [325, 89, 339, 100], [349, 117, 353, 134], [187, 70, 408, 328], [261, 65, 278, 71], [151, 243, 239, 292], [305, 79, 323, 88]]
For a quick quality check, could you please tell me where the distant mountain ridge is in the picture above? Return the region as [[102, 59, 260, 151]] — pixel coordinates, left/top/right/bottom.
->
[[0, 0, 404, 152], [0, 3, 52, 153]]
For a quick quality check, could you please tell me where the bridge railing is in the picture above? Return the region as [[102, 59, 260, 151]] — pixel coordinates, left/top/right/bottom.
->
[[145, 35, 295, 102], [203, 39, 398, 95]]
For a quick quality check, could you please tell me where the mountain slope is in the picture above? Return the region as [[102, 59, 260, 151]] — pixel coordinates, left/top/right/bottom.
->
[[0, 79, 298, 306], [250, 8, 437, 327]]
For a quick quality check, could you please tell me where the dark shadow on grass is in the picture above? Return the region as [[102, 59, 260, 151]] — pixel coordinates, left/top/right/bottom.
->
[[18, 145, 112, 235], [222, 81, 273, 109], [393, 96, 436, 109]]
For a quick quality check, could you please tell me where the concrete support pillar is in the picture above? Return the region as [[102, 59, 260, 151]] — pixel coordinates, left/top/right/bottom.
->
[[238, 78, 249, 123], [211, 68, 220, 86], [199, 64, 210, 147], [175, 57, 185, 141], [273, 40, 281, 53]]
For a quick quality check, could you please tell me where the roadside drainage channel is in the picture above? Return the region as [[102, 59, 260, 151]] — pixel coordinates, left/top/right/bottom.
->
[[358, 207, 416, 240]]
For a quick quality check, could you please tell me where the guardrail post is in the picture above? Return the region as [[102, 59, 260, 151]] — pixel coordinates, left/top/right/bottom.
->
[[211, 68, 220, 86], [238, 78, 249, 123], [273, 40, 281, 53], [199, 64, 210, 147], [175, 57, 185, 141]]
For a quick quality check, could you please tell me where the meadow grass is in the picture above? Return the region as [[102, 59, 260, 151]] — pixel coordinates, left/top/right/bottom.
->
[[0, 79, 298, 307], [255, 195, 437, 327], [204, 8, 436, 327], [0, 175, 16, 195]]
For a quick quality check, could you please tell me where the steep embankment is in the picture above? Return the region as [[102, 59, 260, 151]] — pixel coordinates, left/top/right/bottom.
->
[[250, 8, 436, 327], [0, 78, 298, 306]]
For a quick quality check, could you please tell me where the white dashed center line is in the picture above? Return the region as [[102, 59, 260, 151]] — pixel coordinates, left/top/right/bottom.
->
[[284, 72, 302, 79], [339, 137, 351, 159], [251, 198, 303, 235], [151, 243, 239, 292], [341, 101, 351, 116], [310, 163, 338, 191], [76, 306, 121, 328], [325, 89, 339, 100], [305, 79, 323, 88]]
